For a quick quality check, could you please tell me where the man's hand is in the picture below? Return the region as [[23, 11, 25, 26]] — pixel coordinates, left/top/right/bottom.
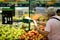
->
[[37, 29, 49, 37]]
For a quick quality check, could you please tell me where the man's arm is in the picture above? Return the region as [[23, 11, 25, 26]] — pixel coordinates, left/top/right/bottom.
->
[[37, 30, 49, 36], [37, 20, 51, 36]]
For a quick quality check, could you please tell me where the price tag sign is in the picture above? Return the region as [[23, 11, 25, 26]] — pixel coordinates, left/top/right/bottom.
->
[[2, 9, 13, 24]]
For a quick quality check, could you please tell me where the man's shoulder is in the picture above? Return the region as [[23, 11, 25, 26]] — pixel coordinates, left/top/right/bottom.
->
[[47, 19, 55, 24]]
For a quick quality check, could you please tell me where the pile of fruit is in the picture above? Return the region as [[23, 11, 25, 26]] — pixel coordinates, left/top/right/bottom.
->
[[30, 14, 41, 20], [20, 30, 44, 40], [13, 17, 23, 20], [19, 22, 35, 31], [39, 25, 45, 31], [0, 24, 25, 40]]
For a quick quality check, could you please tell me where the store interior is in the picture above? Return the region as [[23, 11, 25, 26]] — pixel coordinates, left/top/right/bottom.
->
[[0, 0, 60, 40]]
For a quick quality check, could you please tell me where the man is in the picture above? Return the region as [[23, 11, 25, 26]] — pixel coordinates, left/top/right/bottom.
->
[[37, 8, 60, 40], [45, 9, 60, 40]]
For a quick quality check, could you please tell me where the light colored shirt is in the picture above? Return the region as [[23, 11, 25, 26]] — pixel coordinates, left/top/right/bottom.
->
[[45, 15, 60, 40]]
